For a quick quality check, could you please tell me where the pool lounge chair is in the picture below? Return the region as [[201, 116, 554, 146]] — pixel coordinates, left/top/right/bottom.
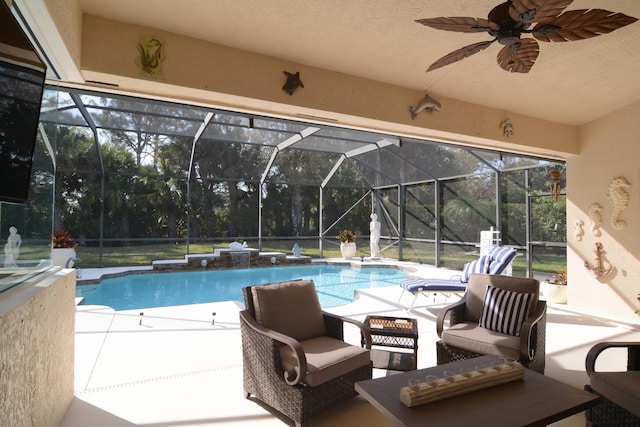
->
[[397, 246, 518, 310]]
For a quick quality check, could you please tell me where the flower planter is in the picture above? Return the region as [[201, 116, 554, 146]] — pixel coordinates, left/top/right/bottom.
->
[[340, 242, 357, 260], [541, 281, 567, 304], [52, 248, 77, 268]]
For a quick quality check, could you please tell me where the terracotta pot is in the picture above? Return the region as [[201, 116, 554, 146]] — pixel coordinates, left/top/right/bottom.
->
[[340, 242, 357, 260]]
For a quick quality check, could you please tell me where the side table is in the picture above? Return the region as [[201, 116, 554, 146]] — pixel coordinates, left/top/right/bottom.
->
[[363, 315, 418, 371]]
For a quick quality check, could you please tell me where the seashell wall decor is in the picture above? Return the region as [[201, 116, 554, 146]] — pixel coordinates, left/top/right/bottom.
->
[[574, 219, 584, 241], [607, 176, 631, 230], [587, 203, 603, 237]]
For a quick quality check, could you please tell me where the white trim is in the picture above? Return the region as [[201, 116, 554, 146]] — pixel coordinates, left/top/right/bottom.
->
[[13, 0, 83, 81]]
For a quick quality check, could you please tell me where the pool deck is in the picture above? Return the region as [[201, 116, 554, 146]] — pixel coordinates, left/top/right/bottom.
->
[[62, 260, 640, 427]]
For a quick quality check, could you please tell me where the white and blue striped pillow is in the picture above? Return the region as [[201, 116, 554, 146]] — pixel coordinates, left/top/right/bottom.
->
[[487, 246, 517, 275], [461, 255, 490, 283], [479, 285, 533, 336]]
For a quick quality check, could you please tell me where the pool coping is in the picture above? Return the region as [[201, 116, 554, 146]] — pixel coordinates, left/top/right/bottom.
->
[[75, 258, 433, 286]]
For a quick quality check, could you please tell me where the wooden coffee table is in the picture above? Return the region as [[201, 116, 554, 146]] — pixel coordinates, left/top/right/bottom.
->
[[355, 355, 599, 427]]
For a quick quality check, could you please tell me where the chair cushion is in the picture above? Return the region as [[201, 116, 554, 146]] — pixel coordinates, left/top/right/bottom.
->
[[280, 336, 371, 387], [465, 274, 540, 322], [441, 322, 521, 361], [400, 278, 467, 293], [479, 285, 533, 336], [590, 371, 640, 418], [487, 246, 517, 275], [251, 280, 327, 341], [461, 255, 490, 282]]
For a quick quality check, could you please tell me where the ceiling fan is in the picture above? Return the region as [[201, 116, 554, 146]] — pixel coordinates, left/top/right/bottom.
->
[[417, 0, 637, 73]]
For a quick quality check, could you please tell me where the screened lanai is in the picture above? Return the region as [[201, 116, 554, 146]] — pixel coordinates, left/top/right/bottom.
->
[[24, 85, 566, 274]]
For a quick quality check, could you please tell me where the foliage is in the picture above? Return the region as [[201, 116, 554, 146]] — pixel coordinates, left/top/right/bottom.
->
[[337, 229, 356, 243], [549, 268, 568, 285], [47, 101, 566, 270], [52, 230, 78, 248]]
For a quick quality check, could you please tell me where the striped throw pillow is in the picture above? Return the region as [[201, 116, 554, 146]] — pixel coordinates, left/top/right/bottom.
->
[[487, 246, 517, 275], [461, 255, 490, 282], [479, 285, 533, 336]]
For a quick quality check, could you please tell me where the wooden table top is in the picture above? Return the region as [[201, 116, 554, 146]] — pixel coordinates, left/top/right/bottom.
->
[[355, 355, 599, 427]]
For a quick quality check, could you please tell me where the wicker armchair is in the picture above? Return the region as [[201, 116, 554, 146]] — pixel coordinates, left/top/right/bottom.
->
[[584, 342, 640, 426], [435, 273, 546, 374], [239, 279, 372, 427]]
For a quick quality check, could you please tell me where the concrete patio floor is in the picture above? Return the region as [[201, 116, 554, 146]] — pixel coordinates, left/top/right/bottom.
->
[[62, 267, 640, 427]]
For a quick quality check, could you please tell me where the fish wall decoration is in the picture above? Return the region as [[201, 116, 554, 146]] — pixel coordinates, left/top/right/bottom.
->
[[409, 94, 441, 119]]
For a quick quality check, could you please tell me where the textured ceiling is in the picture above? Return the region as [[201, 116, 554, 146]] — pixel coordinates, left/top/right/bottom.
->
[[76, 0, 640, 126]]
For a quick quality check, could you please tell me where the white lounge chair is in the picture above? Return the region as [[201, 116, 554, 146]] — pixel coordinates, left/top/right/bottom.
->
[[398, 246, 518, 310]]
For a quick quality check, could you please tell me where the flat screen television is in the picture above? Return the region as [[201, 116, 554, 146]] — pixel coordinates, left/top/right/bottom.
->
[[0, 0, 46, 204]]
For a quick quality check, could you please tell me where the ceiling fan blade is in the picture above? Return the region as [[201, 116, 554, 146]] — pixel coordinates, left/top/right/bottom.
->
[[427, 40, 495, 72], [496, 38, 539, 73], [509, 0, 573, 25], [416, 17, 498, 33], [532, 9, 638, 42]]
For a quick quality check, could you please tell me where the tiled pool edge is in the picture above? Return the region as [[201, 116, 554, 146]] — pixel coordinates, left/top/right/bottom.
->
[[76, 258, 430, 286]]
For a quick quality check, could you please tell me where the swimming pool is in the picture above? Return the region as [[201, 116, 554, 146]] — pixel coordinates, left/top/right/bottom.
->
[[76, 264, 407, 310]]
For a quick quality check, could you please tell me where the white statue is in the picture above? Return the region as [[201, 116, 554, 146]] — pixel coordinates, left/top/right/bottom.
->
[[369, 213, 381, 259], [292, 243, 302, 257], [4, 226, 22, 268], [228, 241, 244, 250]]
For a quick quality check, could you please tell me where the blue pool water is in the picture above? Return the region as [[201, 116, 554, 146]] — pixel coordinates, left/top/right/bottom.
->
[[76, 265, 406, 310]]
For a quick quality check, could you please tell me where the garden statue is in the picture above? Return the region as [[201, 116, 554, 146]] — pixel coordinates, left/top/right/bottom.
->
[[292, 243, 302, 257], [370, 213, 381, 259], [4, 226, 21, 268], [228, 241, 244, 250]]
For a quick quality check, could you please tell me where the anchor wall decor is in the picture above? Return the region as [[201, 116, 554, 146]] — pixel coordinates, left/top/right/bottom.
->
[[584, 242, 613, 279]]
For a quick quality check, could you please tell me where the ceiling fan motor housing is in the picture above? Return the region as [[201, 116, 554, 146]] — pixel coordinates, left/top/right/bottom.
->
[[489, 1, 524, 45]]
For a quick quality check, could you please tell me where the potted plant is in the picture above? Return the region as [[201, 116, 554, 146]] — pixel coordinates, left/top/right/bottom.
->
[[337, 229, 357, 259], [51, 230, 79, 268], [541, 268, 567, 304]]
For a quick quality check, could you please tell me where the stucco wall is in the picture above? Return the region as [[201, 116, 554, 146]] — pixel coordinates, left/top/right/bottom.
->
[[78, 14, 578, 159], [567, 99, 640, 323], [0, 269, 76, 427]]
